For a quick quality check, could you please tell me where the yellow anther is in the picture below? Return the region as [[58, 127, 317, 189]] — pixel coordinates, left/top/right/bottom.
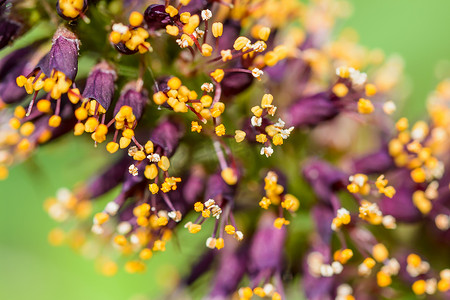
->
[[363, 257, 376, 269], [377, 271, 392, 287], [410, 167, 426, 183], [191, 121, 202, 133], [153, 91, 167, 105], [144, 164, 158, 180], [225, 225, 236, 235], [253, 287, 265, 297], [183, 15, 199, 34], [251, 106, 263, 118], [212, 22, 223, 38], [19, 122, 35, 136], [233, 36, 250, 51], [100, 260, 118, 277], [17, 138, 31, 151], [119, 137, 131, 148], [272, 134, 283, 146], [221, 167, 238, 185], [158, 156, 170, 171], [122, 128, 134, 139], [94, 212, 109, 225], [48, 115, 62, 128], [194, 202, 204, 212], [412, 280, 426, 295], [365, 83, 377, 96], [85, 117, 99, 132], [167, 77, 182, 90], [211, 102, 225, 118], [239, 287, 253, 298], [233, 130, 246, 143], [256, 134, 267, 143], [215, 124, 226, 136], [215, 238, 224, 249], [166, 25, 179, 36], [202, 209, 211, 218], [165, 5, 178, 17], [124, 260, 146, 273], [179, 12, 191, 23], [396, 117, 409, 131], [129, 11, 144, 27], [139, 248, 153, 260], [273, 217, 289, 229], [16, 75, 27, 87], [336, 66, 350, 78], [407, 253, 422, 268], [259, 197, 271, 209], [68, 88, 81, 104], [74, 107, 88, 121], [114, 235, 127, 246], [149, 183, 159, 194], [372, 243, 389, 262], [156, 216, 168, 227], [201, 43, 213, 56], [106, 142, 119, 153], [74, 123, 85, 136], [210, 69, 225, 82], [258, 26, 271, 41], [332, 83, 349, 97], [133, 203, 150, 218], [412, 190, 432, 215], [48, 228, 65, 246], [357, 98, 374, 114], [282, 194, 300, 212], [37, 99, 52, 113], [188, 223, 202, 233], [0, 166, 9, 180], [109, 31, 121, 44], [200, 95, 213, 108], [133, 150, 146, 161], [272, 292, 282, 300], [14, 106, 26, 119], [9, 118, 21, 129]]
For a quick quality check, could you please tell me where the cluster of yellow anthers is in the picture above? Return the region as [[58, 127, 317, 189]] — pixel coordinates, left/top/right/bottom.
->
[[186, 199, 243, 249], [388, 117, 446, 215], [335, 66, 396, 116], [109, 12, 151, 53], [237, 285, 282, 300], [58, 0, 85, 19], [405, 254, 450, 295], [14, 70, 76, 129], [347, 173, 396, 198], [236, 94, 294, 158], [259, 171, 299, 229], [307, 248, 353, 279]]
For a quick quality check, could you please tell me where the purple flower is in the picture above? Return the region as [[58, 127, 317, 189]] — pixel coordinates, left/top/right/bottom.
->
[[286, 93, 339, 128], [37, 27, 79, 81], [83, 61, 117, 112]]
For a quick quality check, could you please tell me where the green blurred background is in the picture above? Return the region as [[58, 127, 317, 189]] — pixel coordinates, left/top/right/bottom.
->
[[2, 1, 450, 299]]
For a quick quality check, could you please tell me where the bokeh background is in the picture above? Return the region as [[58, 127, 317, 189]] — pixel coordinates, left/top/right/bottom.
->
[[1, 1, 450, 299]]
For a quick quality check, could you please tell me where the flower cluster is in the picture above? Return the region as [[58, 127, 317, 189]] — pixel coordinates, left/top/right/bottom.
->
[[1, 0, 449, 299]]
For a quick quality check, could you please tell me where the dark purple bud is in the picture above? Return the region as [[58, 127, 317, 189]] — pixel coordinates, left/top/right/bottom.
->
[[285, 93, 339, 128], [204, 173, 235, 202], [0, 45, 35, 104], [352, 147, 394, 174], [0, 18, 21, 50], [221, 71, 253, 98], [37, 27, 79, 81], [209, 246, 248, 299], [79, 156, 130, 199], [152, 76, 170, 94], [83, 61, 117, 111], [249, 212, 286, 274], [302, 160, 346, 203], [144, 4, 173, 31], [56, 0, 88, 21], [150, 120, 183, 157]]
